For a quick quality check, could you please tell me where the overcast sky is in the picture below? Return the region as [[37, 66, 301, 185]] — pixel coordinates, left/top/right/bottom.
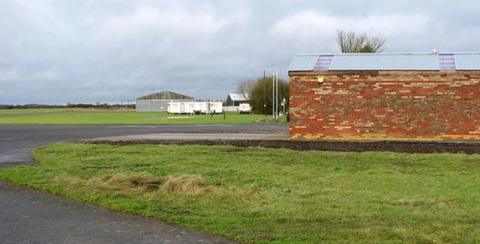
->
[[1, 0, 479, 104]]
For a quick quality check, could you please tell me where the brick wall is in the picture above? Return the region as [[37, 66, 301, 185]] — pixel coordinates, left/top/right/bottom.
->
[[289, 71, 480, 141]]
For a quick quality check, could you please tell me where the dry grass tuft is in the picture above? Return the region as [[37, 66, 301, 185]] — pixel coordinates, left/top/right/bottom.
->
[[91, 173, 212, 195], [160, 175, 212, 195]]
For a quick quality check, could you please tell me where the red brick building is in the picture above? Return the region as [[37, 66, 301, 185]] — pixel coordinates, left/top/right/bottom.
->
[[288, 53, 480, 141]]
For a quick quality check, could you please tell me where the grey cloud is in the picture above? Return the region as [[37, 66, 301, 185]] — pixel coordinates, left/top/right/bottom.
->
[[0, 0, 479, 104]]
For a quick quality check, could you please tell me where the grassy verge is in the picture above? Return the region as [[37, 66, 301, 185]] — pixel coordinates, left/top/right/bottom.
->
[[0, 108, 277, 124], [1, 143, 479, 243]]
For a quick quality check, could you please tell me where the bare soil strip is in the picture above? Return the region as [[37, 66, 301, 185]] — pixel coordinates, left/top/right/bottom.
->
[[84, 139, 480, 154]]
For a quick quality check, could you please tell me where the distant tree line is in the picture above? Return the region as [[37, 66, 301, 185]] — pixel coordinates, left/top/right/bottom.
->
[[0, 104, 65, 109], [0, 103, 135, 109]]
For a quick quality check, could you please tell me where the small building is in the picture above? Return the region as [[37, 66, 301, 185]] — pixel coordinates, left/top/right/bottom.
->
[[168, 101, 223, 114], [225, 93, 250, 106], [288, 52, 480, 141], [136, 91, 193, 112], [225, 93, 250, 112]]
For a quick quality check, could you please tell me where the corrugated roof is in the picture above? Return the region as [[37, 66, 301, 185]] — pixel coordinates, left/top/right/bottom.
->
[[228, 93, 250, 101], [289, 52, 480, 72], [137, 91, 193, 100]]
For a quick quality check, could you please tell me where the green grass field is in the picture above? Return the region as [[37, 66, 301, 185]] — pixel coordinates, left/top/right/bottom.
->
[[1, 143, 479, 243], [0, 109, 274, 125]]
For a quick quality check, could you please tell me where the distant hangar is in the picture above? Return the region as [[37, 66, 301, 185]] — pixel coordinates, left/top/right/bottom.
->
[[136, 91, 193, 112], [135, 91, 223, 114]]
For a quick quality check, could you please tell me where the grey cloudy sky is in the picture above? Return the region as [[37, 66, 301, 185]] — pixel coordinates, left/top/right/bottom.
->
[[1, 0, 479, 104]]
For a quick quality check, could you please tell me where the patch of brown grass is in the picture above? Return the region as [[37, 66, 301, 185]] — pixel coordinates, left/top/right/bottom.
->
[[160, 175, 212, 195], [91, 173, 213, 195]]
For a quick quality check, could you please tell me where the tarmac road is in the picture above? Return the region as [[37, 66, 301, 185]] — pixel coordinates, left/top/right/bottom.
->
[[0, 181, 232, 244], [0, 124, 287, 244], [0, 124, 287, 166]]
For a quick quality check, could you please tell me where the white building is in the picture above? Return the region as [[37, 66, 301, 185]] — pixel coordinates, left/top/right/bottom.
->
[[224, 93, 251, 112], [168, 101, 223, 114], [225, 93, 250, 106]]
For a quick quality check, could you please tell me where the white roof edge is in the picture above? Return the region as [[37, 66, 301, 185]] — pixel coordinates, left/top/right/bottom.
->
[[295, 52, 480, 56], [228, 93, 250, 101], [228, 93, 249, 97]]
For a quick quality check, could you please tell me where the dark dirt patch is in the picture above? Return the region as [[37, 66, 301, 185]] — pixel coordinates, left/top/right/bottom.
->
[[83, 139, 480, 154], [218, 147, 248, 153]]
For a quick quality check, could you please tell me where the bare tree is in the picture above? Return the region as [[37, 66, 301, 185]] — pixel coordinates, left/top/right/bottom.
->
[[337, 30, 385, 53]]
